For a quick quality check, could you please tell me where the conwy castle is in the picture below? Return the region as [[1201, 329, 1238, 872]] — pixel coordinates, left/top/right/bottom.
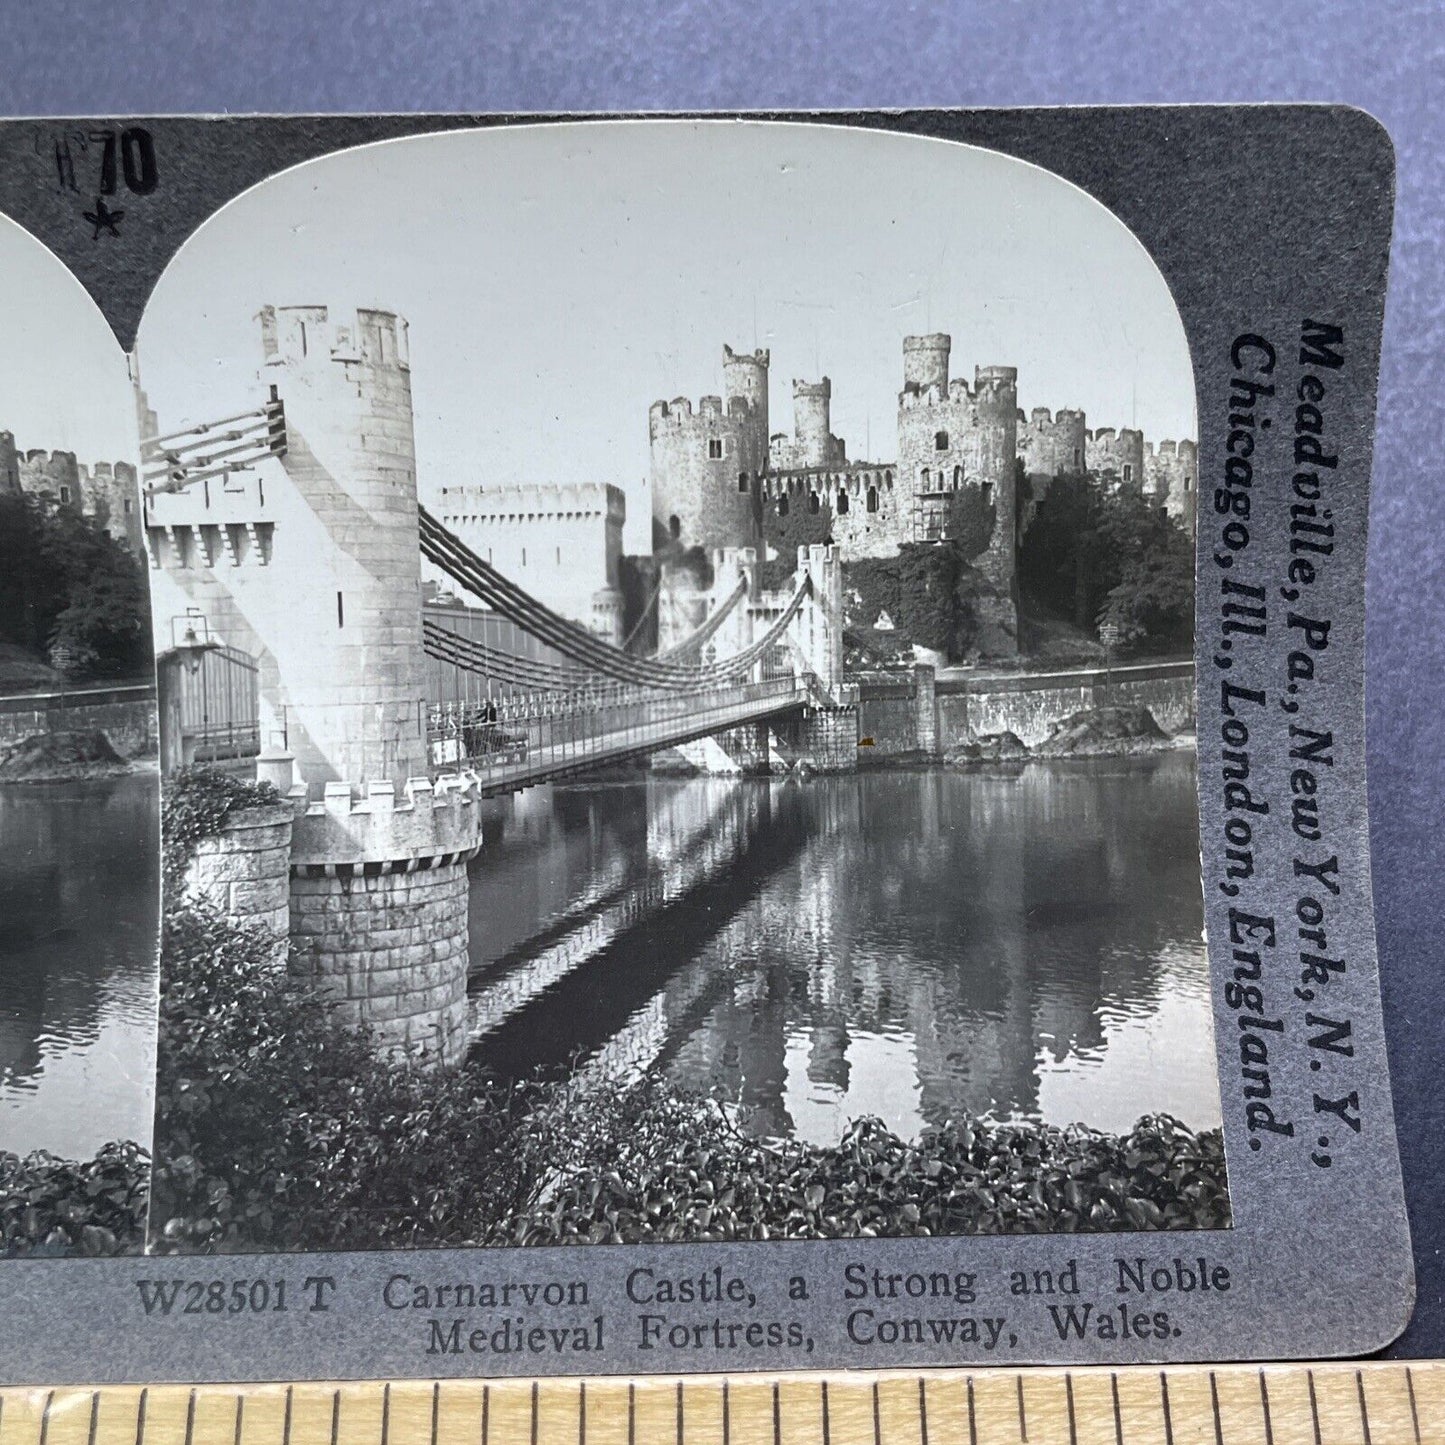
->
[[434, 331, 1197, 658], [0, 430, 143, 551]]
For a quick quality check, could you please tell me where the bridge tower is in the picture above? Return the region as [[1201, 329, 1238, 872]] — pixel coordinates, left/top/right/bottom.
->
[[148, 305, 481, 1066]]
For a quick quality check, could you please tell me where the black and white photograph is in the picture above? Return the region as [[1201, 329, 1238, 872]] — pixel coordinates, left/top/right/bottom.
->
[[0, 213, 156, 1257], [133, 121, 1229, 1254]]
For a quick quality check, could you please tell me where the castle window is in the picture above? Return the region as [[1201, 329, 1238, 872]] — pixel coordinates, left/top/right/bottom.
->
[[778, 495, 789, 518], [708, 437, 724, 459], [669, 514, 681, 539], [556, 547, 561, 565], [982, 482, 993, 509], [808, 491, 820, 515], [953, 465, 963, 488], [124, 498, 132, 513], [59, 485, 70, 504], [837, 490, 849, 515], [336, 591, 344, 627], [521, 547, 527, 566], [1073, 448, 1081, 467], [934, 430, 948, 451], [867, 486, 878, 514], [885, 469, 894, 488], [1123, 463, 1134, 482], [738, 470, 749, 493]]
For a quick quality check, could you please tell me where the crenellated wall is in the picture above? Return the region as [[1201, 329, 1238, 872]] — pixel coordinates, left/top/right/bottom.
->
[[433, 481, 626, 643], [1017, 406, 1088, 491]]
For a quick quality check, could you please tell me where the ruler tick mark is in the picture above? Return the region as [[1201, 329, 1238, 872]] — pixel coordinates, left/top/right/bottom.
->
[[1016, 1376, 1028, 1442], [721, 1381, 728, 1445], [482, 1384, 490, 1445], [284, 1385, 294, 1445], [330, 1390, 340, 1445], [1159, 1372, 1175, 1445], [821, 1380, 831, 1445], [1307, 1369, 1321, 1445], [39, 1388, 54, 1445], [531, 1380, 539, 1445], [183, 1388, 196, 1445], [1110, 1374, 1122, 1445], [1209, 1373, 1223, 1445], [1356, 1370, 1372, 1445], [772, 1382, 781, 1445], [1406, 1366, 1422, 1445], [1065, 1374, 1078, 1445], [579, 1380, 586, 1445], [918, 1376, 928, 1445], [872, 1381, 881, 1445], [679, 1382, 686, 1445], [1259, 1371, 1274, 1445], [88, 1391, 100, 1445], [966, 1378, 977, 1445], [431, 1382, 440, 1445], [380, 1383, 390, 1445], [630, 1382, 637, 1445]]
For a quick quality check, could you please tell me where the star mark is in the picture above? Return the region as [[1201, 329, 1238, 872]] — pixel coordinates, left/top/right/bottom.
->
[[83, 196, 124, 239]]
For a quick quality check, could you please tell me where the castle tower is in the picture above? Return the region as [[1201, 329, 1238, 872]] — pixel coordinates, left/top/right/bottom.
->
[[792, 378, 832, 466], [257, 304, 430, 789], [902, 333, 951, 395], [1085, 426, 1146, 489], [895, 336, 1019, 654], [649, 345, 769, 552], [723, 344, 770, 433]]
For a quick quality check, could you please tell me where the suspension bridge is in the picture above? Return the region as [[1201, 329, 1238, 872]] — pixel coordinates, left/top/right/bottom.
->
[[144, 390, 856, 802]]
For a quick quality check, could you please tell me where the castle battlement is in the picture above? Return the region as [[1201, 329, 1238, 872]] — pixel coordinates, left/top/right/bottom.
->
[[1143, 438, 1197, 458], [649, 393, 759, 434], [289, 774, 485, 869], [259, 303, 410, 372], [1018, 406, 1086, 429], [436, 480, 625, 523]]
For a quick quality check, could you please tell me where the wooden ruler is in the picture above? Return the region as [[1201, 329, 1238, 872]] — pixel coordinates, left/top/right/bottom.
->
[[0, 1363, 1439, 1445]]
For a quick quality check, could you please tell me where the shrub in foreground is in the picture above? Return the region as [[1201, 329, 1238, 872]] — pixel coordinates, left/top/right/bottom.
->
[[0, 1142, 149, 1257]]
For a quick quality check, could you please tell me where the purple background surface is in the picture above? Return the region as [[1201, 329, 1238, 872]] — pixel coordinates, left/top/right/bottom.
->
[[3, 0, 1441, 1359]]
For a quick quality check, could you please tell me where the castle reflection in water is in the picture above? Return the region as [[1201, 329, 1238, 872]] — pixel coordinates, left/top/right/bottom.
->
[[465, 752, 1219, 1144]]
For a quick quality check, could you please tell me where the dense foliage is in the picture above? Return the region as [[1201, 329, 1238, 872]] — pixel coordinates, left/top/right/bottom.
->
[[161, 767, 282, 886], [0, 1143, 149, 1257], [0, 492, 150, 681], [847, 545, 989, 660], [761, 492, 832, 591], [155, 884, 1229, 1252], [527, 1110, 1230, 1243], [1018, 478, 1193, 654]]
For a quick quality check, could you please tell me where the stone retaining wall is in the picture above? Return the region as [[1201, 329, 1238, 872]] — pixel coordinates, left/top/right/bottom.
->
[[0, 690, 157, 757]]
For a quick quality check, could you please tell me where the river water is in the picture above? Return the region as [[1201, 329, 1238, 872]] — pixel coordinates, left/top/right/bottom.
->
[[0, 775, 158, 1159], [466, 751, 1220, 1144]]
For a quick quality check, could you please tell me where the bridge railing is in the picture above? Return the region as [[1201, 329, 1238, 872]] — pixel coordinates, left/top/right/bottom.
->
[[427, 673, 805, 781]]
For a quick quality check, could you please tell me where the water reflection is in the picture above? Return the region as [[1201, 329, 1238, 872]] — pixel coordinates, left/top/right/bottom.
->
[[467, 753, 1219, 1144], [0, 775, 159, 1157]]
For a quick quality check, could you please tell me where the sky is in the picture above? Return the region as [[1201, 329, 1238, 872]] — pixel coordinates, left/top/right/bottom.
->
[[0, 214, 138, 464], [5, 121, 1196, 553]]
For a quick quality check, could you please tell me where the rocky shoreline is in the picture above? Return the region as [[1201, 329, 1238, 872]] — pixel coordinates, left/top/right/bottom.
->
[[0, 728, 156, 784]]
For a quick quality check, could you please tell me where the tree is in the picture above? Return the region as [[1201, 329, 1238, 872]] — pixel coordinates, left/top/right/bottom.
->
[[0, 493, 150, 679], [1018, 473, 1193, 655]]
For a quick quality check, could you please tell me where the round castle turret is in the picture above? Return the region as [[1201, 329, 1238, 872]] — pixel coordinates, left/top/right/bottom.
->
[[649, 345, 769, 552], [902, 334, 951, 394], [791, 377, 832, 463]]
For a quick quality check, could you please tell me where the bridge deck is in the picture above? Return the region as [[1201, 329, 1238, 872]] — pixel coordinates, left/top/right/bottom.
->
[[433, 676, 809, 795]]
